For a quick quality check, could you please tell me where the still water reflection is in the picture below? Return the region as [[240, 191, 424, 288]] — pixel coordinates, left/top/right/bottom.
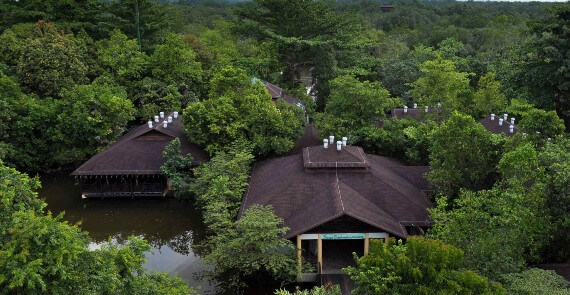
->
[[37, 172, 219, 294]]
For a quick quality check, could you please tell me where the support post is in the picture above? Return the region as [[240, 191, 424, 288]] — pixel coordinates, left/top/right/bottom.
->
[[364, 233, 370, 256], [317, 234, 322, 273], [296, 235, 302, 272]]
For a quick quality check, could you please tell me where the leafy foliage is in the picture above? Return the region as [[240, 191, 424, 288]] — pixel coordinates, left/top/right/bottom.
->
[[503, 268, 570, 295], [160, 138, 195, 198], [17, 21, 88, 97], [410, 58, 472, 116], [204, 205, 298, 292], [427, 111, 502, 197], [429, 144, 549, 280], [314, 75, 398, 138], [345, 237, 504, 294], [275, 285, 341, 295], [183, 66, 304, 156]]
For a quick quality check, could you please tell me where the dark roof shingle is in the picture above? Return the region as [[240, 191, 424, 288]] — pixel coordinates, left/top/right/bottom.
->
[[239, 146, 432, 239], [71, 113, 208, 176]]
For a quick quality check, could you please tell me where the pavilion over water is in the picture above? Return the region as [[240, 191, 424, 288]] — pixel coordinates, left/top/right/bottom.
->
[[71, 113, 208, 198]]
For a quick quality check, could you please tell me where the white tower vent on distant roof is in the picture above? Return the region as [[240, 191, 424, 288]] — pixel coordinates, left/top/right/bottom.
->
[[336, 141, 342, 151], [173, 111, 179, 119], [499, 118, 503, 126], [425, 106, 429, 113], [323, 139, 329, 149], [154, 115, 159, 122], [329, 135, 335, 145], [491, 113, 495, 121], [503, 113, 508, 121], [403, 106, 408, 113], [148, 121, 153, 128], [163, 121, 168, 128], [342, 137, 347, 146], [168, 116, 172, 123], [510, 117, 515, 125], [509, 125, 514, 134], [160, 111, 165, 119], [413, 103, 418, 108]]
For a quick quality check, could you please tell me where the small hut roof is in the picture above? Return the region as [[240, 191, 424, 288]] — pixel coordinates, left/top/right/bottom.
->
[[239, 145, 432, 239], [71, 114, 208, 176], [478, 117, 517, 136], [264, 81, 305, 107]]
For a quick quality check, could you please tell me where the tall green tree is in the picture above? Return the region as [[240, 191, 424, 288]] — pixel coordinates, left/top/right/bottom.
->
[[515, 5, 570, 129], [314, 75, 398, 138], [51, 83, 135, 165], [204, 205, 298, 292], [410, 58, 473, 116], [345, 237, 504, 295], [160, 138, 195, 198], [17, 21, 88, 97], [429, 143, 549, 280], [183, 66, 304, 156], [539, 136, 570, 263], [473, 72, 508, 118], [427, 111, 502, 197]]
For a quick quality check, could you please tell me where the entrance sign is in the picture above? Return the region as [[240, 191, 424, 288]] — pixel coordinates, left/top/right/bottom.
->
[[299, 232, 387, 240], [322, 233, 365, 240]]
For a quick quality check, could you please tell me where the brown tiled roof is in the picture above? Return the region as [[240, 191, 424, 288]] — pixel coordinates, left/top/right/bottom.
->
[[264, 81, 305, 107], [239, 145, 432, 239], [71, 113, 208, 176], [478, 117, 517, 136]]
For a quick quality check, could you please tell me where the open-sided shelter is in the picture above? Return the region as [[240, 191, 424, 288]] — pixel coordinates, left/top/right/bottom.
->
[[71, 112, 208, 198]]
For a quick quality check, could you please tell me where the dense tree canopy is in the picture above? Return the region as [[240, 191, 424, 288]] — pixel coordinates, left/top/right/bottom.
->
[[183, 66, 304, 156], [345, 237, 504, 294]]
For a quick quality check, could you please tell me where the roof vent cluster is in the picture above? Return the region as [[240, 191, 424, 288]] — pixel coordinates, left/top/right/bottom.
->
[[323, 135, 349, 151], [148, 111, 179, 129], [403, 102, 441, 113], [491, 113, 516, 134]]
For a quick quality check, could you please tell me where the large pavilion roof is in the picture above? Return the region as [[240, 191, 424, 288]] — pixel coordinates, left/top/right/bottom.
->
[[71, 113, 208, 176], [239, 145, 432, 239]]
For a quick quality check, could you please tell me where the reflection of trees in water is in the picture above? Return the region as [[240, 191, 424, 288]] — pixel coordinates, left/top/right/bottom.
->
[[91, 230, 202, 256]]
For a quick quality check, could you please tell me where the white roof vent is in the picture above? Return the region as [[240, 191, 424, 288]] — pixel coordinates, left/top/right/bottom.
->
[[509, 125, 514, 134], [163, 121, 168, 128], [491, 113, 495, 121], [173, 111, 179, 119], [499, 118, 504, 126], [160, 111, 165, 119], [413, 103, 418, 108], [425, 106, 429, 112], [403, 106, 408, 113], [329, 135, 335, 145], [323, 139, 329, 149], [342, 137, 347, 146], [154, 115, 159, 122], [336, 141, 342, 151], [503, 113, 508, 121], [147, 121, 153, 128], [167, 116, 173, 123], [510, 117, 515, 125]]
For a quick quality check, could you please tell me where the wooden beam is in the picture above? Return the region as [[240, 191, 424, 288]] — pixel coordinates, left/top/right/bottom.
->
[[364, 233, 369, 256], [317, 234, 322, 273], [296, 235, 302, 272]]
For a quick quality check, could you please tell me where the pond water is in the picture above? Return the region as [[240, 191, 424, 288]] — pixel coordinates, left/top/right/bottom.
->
[[37, 172, 219, 294]]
